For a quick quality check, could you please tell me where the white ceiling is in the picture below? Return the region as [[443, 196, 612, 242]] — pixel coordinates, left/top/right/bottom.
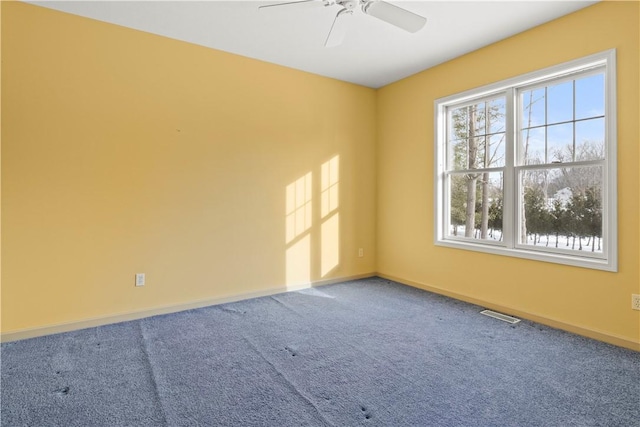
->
[[30, 0, 598, 88]]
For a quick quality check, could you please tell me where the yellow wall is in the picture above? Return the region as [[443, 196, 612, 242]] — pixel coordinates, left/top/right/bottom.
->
[[1, 2, 376, 334], [377, 1, 640, 349]]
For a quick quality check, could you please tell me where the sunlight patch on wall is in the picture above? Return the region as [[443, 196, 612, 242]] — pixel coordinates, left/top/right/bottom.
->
[[286, 172, 312, 244], [321, 213, 340, 277], [286, 234, 311, 287], [285, 155, 341, 287], [286, 172, 313, 288], [321, 155, 340, 277], [321, 155, 339, 218]]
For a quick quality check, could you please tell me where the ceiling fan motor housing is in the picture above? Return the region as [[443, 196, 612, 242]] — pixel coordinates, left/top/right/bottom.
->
[[338, 0, 359, 11]]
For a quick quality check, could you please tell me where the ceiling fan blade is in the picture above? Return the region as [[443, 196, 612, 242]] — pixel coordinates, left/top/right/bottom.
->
[[362, 1, 426, 33], [258, 0, 318, 10], [325, 9, 352, 48]]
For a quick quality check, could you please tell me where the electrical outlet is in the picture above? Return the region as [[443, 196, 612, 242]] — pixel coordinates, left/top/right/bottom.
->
[[135, 273, 145, 287], [632, 294, 640, 311], [358, 248, 364, 257]]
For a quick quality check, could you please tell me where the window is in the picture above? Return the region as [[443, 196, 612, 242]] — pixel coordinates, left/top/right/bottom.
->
[[434, 50, 617, 271]]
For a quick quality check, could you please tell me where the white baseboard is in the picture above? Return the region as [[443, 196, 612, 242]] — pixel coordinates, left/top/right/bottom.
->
[[378, 273, 640, 352], [0, 273, 376, 343], [5, 271, 637, 352]]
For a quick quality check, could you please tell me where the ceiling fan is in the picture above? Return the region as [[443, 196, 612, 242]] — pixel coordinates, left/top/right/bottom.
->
[[259, 0, 427, 47]]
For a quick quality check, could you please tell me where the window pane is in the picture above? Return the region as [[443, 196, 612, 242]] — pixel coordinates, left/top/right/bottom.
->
[[448, 96, 506, 171], [521, 88, 545, 128], [489, 98, 506, 134], [520, 166, 603, 253], [472, 103, 486, 135], [547, 80, 573, 124], [449, 106, 469, 140], [576, 73, 604, 120], [470, 137, 485, 169], [521, 127, 545, 165], [448, 172, 503, 241], [449, 139, 467, 170], [488, 134, 505, 168], [449, 137, 488, 170], [575, 118, 605, 160], [547, 122, 573, 163]]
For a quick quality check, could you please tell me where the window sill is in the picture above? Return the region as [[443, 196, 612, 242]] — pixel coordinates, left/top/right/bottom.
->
[[435, 238, 616, 272]]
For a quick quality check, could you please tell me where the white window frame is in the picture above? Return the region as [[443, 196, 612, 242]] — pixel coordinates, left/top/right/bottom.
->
[[434, 50, 617, 272]]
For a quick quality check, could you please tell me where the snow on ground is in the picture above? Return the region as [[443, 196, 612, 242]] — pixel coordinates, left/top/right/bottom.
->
[[450, 226, 603, 253]]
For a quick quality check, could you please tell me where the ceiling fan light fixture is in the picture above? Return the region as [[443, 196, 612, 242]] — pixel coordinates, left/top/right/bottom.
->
[[362, 0, 427, 33]]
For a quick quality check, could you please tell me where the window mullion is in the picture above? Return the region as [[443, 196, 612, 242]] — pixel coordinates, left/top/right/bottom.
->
[[502, 88, 516, 249]]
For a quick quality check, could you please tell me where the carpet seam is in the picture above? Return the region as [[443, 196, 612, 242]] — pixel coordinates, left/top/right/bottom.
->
[[269, 295, 305, 317], [241, 335, 336, 427], [139, 321, 170, 427]]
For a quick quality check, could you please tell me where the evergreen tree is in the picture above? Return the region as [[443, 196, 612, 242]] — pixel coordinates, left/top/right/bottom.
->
[[584, 186, 602, 252], [550, 199, 565, 248], [488, 196, 503, 240]]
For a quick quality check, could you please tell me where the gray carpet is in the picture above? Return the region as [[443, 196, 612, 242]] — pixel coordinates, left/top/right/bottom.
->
[[1, 277, 639, 426]]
